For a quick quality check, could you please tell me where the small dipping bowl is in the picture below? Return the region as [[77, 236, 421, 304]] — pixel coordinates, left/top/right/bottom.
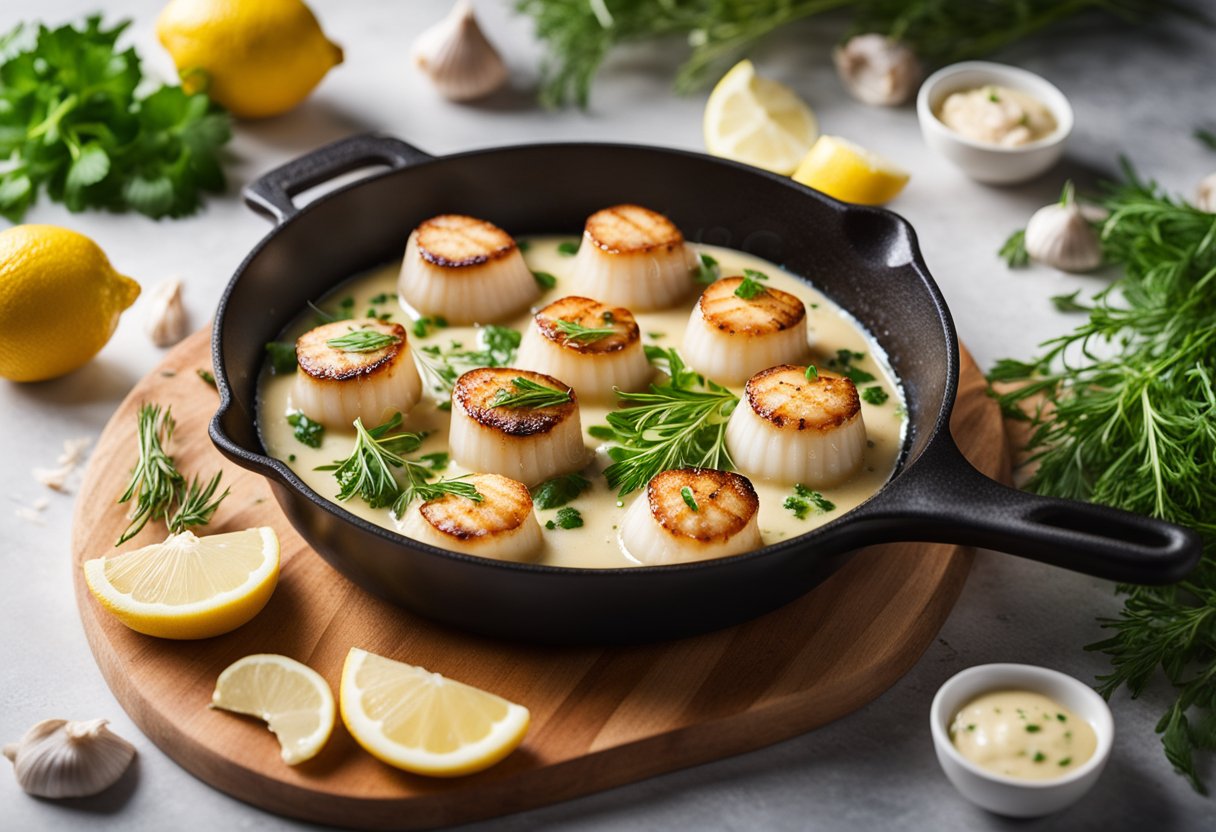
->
[[917, 61, 1073, 184], [930, 663, 1113, 817]]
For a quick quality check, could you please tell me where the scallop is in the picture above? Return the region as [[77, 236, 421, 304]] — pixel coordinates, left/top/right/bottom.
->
[[725, 364, 866, 487], [569, 204, 697, 310], [292, 319, 422, 429], [449, 367, 588, 486], [514, 296, 652, 402], [620, 468, 762, 565], [682, 277, 810, 385], [398, 214, 538, 325], [398, 473, 543, 562]]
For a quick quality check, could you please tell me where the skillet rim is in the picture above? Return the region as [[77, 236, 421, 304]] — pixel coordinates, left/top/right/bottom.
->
[[209, 140, 961, 579]]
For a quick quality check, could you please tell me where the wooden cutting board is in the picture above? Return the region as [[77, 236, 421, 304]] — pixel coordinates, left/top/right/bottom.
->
[[71, 328, 1007, 830]]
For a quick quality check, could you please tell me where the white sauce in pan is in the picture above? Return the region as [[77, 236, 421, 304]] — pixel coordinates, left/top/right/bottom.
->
[[256, 238, 907, 569]]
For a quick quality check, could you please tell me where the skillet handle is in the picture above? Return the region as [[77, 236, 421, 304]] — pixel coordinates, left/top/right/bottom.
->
[[869, 434, 1202, 585], [244, 133, 433, 224]]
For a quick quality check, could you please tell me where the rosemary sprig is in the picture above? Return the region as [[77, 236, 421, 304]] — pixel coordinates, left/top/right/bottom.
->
[[603, 347, 739, 496], [991, 161, 1216, 792], [167, 472, 229, 534], [555, 317, 617, 343], [325, 329, 400, 353], [490, 377, 573, 409], [117, 404, 184, 544], [393, 476, 484, 516]]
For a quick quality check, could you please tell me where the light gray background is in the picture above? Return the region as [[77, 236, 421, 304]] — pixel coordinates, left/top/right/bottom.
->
[[2, 1, 1213, 829]]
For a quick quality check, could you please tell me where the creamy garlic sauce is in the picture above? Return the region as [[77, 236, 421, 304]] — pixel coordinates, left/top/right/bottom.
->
[[950, 691, 1097, 780], [257, 238, 907, 569], [937, 85, 1057, 147]]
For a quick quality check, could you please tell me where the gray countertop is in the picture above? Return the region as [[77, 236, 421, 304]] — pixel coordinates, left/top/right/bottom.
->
[[1, 1, 1213, 829]]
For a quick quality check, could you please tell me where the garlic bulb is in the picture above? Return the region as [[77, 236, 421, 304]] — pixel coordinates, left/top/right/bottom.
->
[[833, 34, 923, 107], [412, 0, 508, 102], [1197, 172, 1216, 213], [144, 278, 189, 347], [4, 718, 136, 799], [1024, 183, 1103, 273]]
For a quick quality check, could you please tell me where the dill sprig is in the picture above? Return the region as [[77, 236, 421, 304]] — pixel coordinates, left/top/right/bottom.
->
[[490, 377, 573, 409], [991, 160, 1216, 792], [167, 472, 229, 534], [603, 347, 739, 496], [555, 317, 617, 343], [117, 404, 184, 544]]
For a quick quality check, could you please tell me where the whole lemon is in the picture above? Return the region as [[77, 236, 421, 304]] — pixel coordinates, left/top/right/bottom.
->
[[0, 225, 141, 382], [157, 0, 343, 119]]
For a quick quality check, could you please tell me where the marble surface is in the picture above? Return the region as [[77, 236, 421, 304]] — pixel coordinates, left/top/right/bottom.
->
[[1, 1, 1214, 830]]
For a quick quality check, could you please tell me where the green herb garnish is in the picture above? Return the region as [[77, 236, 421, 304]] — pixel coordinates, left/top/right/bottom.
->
[[418, 452, 450, 471], [531, 473, 591, 509], [1196, 128, 1216, 151], [695, 252, 720, 285], [413, 325, 522, 397], [1026, 725, 1041, 733], [783, 483, 836, 520], [369, 293, 392, 305], [166, 472, 229, 535], [1059, 757, 1073, 767], [827, 349, 876, 384], [264, 341, 298, 374], [1033, 751, 1046, 763], [545, 507, 584, 530], [999, 228, 1030, 268], [1057, 713, 1068, 722], [588, 425, 615, 441], [555, 318, 616, 343], [681, 486, 699, 512], [733, 268, 769, 300], [1050, 290, 1091, 313], [197, 369, 216, 388], [861, 386, 889, 405], [412, 315, 449, 338], [286, 412, 325, 449], [602, 347, 738, 496], [490, 377, 573, 409], [533, 270, 558, 289], [325, 329, 400, 353], [805, 365, 818, 380], [557, 240, 580, 256]]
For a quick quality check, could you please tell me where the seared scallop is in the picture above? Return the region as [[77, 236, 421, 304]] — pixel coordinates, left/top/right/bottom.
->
[[398, 473, 543, 562], [292, 319, 422, 429], [620, 468, 762, 565], [514, 296, 652, 401], [725, 365, 866, 487], [682, 277, 810, 385], [398, 214, 538, 325], [569, 204, 697, 310], [449, 367, 588, 486]]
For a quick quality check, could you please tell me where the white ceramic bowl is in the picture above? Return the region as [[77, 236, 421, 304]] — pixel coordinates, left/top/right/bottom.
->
[[917, 61, 1073, 184], [930, 663, 1113, 817]]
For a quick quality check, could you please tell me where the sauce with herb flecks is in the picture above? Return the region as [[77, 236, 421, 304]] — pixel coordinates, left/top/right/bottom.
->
[[950, 690, 1097, 780]]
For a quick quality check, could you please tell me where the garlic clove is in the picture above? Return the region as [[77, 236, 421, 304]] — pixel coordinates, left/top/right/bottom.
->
[[1023, 183, 1103, 273], [1196, 172, 1216, 213], [833, 34, 923, 107], [412, 0, 508, 102], [144, 278, 189, 348], [5, 718, 136, 799]]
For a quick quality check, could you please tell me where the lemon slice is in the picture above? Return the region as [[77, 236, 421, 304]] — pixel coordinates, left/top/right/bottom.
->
[[82, 527, 280, 640], [703, 59, 818, 175], [340, 647, 530, 777], [791, 135, 910, 205], [211, 654, 335, 765]]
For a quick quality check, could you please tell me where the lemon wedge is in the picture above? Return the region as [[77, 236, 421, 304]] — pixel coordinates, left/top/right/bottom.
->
[[792, 135, 910, 205], [340, 647, 530, 777], [703, 59, 818, 175], [211, 654, 335, 765], [83, 527, 280, 640]]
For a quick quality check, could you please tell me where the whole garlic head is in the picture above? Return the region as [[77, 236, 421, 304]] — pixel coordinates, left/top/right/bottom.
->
[[833, 34, 923, 107], [1196, 172, 1216, 213], [144, 278, 189, 347], [412, 0, 508, 102], [1024, 183, 1103, 273], [4, 718, 136, 799]]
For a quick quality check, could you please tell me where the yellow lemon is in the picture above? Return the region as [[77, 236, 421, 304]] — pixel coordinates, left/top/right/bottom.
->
[[157, 0, 343, 119], [703, 59, 818, 175], [340, 647, 530, 777], [211, 653, 335, 765], [83, 527, 280, 640], [792, 135, 910, 205], [0, 225, 140, 382]]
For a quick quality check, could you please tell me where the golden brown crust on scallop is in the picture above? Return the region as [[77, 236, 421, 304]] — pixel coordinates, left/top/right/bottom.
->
[[419, 473, 532, 541], [414, 215, 516, 268], [745, 365, 861, 432], [584, 204, 684, 255], [454, 367, 577, 437], [698, 278, 807, 335], [296, 320, 406, 382], [646, 468, 759, 543], [534, 296, 640, 354]]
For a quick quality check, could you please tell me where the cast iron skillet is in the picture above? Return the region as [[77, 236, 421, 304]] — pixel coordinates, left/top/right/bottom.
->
[[210, 133, 1200, 645]]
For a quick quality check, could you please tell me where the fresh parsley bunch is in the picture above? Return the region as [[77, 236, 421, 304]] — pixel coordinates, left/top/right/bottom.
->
[[0, 16, 231, 221]]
